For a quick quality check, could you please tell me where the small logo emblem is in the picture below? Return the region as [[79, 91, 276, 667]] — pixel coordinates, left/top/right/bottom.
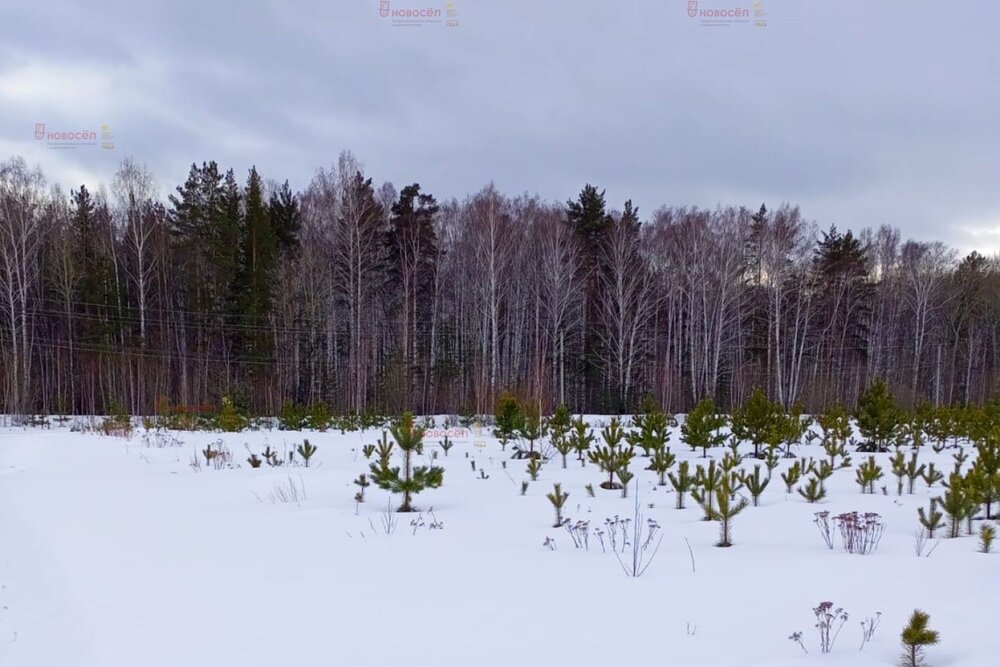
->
[[687, 1, 698, 17], [379, 1, 390, 17], [34, 122, 45, 140]]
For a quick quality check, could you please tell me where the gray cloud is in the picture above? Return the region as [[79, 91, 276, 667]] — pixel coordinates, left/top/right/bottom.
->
[[1, 0, 998, 253]]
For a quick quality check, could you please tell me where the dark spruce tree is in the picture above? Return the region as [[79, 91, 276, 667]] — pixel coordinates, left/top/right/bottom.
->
[[384, 184, 439, 410], [566, 184, 612, 409], [236, 167, 278, 361], [268, 179, 301, 255]]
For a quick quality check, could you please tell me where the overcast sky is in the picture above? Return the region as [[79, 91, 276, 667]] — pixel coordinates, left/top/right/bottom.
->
[[1, 0, 998, 253]]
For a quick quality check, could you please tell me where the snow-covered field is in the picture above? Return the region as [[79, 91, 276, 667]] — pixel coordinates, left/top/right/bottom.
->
[[1, 419, 995, 667]]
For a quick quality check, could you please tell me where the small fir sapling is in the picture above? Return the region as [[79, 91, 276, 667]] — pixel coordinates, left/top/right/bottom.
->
[[853, 377, 902, 453], [374, 432, 394, 468], [922, 462, 943, 487], [353, 473, 370, 502], [546, 483, 569, 527], [890, 449, 907, 495], [526, 457, 542, 481], [818, 402, 852, 463], [649, 447, 676, 485], [798, 476, 827, 503], [547, 403, 572, 445], [617, 466, 635, 498], [362, 444, 376, 459], [726, 435, 741, 457], [368, 412, 444, 512], [904, 451, 926, 494], [682, 397, 728, 458], [587, 423, 634, 490], [552, 432, 575, 469], [585, 483, 595, 497], [799, 456, 818, 476], [952, 447, 968, 475], [781, 460, 803, 493], [938, 474, 969, 538], [493, 392, 524, 452], [926, 406, 953, 452], [918, 499, 945, 538], [627, 404, 671, 457], [261, 446, 281, 466], [969, 441, 1000, 519], [569, 417, 594, 466], [516, 406, 543, 459], [856, 456, 884, 494], [720, 450, 741, 472], [729, 387, 782, 458], [703, 475, 749, 547], [764, 445, 781, 475], [296, 439, 318, 467], [778, 403, 811, 457], [823, 437, 853, 470], [744, 464, 770, 506], [691, 460, 723, 520], [815, 460, 834, 493], [727, 469, 746, 497], [217, 395, 247, 433], [439, 436, 454, 456], [898, 402, 931, 450], [668, 460, 694, 509], [900, 609, 939, 667], [978, 522, 995, 553], [247, 453, 263, 468], [520, 480, 529, 496]]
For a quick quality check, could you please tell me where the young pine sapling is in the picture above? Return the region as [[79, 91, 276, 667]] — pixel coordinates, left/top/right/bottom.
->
[[691, 460, 723, 520], [682, 397, 728, 458], [649, 447, 676, 486], [781, 460, 803, 493], [546, 483, 569, 527], [296, 439, 318, 467], [743, 464, 770, 507], [526, 457, 543, 481], [669, 460, 694, 509], [900, 609, 939, 667], [798, 476, 826, 503], [856, 456, 884, 494], [703, 475, 749, 547], [978, 522, 995, 553], [368, 413, 443, 512], [918, 498, 945, 539]]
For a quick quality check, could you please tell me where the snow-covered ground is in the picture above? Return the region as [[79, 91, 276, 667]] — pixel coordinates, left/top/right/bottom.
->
[[1, 418, 995, 666]]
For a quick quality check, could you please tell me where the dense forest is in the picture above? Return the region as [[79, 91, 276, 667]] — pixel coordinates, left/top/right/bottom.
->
[[0, 152, 997, 418]]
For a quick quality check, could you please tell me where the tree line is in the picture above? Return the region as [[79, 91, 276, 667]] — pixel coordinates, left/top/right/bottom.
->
[[0, 152, 997, 418]]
